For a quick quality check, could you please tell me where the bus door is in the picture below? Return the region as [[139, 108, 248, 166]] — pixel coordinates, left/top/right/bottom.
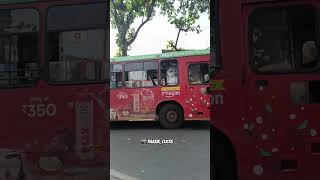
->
[[244, 4, 320, 178], [186, 61, 210, 120]]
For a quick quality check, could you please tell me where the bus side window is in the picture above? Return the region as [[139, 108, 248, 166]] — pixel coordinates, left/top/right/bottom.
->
[[110, 64, 122, 88], [47, 3, 107, 83], [0, 9, 39, 87], [189, 63, 209, 85], [160, 60, 178, 86], [143, 61, 158, 87], [124, 62, 143, 88]]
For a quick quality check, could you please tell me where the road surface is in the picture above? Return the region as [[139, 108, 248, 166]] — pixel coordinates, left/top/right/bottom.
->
[[110, 121, 210, 180]]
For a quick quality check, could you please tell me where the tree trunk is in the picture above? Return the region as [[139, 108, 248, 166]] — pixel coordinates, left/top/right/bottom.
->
[[174, 29, 182, 50], [121, 46, 128, 56], [119, 30, 128, 56]]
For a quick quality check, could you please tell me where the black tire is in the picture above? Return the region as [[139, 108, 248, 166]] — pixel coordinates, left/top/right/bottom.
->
[[211, 128, 237, 180], [159, 104, 184, 129]]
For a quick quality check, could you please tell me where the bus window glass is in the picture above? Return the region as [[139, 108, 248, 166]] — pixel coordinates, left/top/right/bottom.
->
[[47, 3, 107, 83], [189, 63, 209, 84], [250, 6, 319, 73], [124, 62, 144, 88], [160, 60, 178, 86], [111, 64, 122, 88], [124, 62, 158, 88], [0, 9, 39, 87], [144, 61, 158, 87]]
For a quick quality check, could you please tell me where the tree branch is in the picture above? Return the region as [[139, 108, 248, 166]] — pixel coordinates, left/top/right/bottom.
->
[[128, 0, 156, 46]]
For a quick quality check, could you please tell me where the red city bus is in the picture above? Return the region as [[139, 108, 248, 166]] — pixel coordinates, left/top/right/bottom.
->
[[110, 49, 210, 128], [0, 1, 109, 180], [211, 0, 320, 179]]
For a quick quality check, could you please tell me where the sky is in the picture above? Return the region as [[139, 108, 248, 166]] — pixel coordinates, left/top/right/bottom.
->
[[110, 12, 210, 57]]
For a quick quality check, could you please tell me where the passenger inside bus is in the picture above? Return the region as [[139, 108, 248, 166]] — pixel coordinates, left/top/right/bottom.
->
[[204, 74, 210, 83], [302, 41, 318, 66], [160, 60, 178, 86]]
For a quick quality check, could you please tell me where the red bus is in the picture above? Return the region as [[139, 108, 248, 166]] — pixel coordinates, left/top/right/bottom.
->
[[110, 49, 210, 128], [0, 1, 108, 180], [211, 0, 320, 179]]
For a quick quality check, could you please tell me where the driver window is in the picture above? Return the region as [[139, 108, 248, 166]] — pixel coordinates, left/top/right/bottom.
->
[[188, 63, 209, 85], [160, 60, 178, 86], [249, 6, 320, 73]]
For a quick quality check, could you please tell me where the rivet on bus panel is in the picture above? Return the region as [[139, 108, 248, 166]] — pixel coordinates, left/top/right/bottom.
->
[[253, 164, 264, 176], [310, 129, 318, 137]]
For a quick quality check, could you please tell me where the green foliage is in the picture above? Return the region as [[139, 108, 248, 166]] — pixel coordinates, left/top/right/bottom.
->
[[110, 0, 210, 56], [161, 0, 209, 50], [110, 0, 159, 56], [166, 40, 184, 51]]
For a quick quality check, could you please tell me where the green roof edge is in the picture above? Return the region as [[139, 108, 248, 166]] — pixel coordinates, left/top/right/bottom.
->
[[111, 48, 210, 62]]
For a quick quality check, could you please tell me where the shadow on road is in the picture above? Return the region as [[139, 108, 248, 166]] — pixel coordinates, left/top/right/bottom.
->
[[110, 121, 210, 130]]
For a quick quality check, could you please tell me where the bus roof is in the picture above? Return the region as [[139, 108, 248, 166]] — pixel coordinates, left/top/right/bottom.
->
[[111, 48, 210, 62]]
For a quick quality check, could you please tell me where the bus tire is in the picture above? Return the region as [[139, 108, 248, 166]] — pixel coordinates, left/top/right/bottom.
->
[[159, 104, 183, 129], [211, 129, 237, 180]]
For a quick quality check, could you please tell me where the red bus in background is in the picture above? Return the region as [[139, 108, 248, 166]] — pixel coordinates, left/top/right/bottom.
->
[[211, 0, 320, 180], [0, 1, 108, 180], [110, 49, 210, 128]]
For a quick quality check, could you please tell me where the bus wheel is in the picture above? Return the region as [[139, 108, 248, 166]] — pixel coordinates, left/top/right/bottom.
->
[[159, 104, 183, 129]]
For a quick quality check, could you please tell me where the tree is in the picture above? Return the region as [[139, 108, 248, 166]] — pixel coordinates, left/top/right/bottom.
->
[[110, 0, 162, 56], [161, 0, 210, 51]]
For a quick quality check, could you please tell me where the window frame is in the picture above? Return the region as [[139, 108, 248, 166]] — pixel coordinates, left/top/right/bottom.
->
[[248, 4, 320, 75], [0, 7, 41, 89], [45, 2, 108, 85], [123, 60, 159, 88], [160, 59, 179, 87], [188, 62, 210, 85]]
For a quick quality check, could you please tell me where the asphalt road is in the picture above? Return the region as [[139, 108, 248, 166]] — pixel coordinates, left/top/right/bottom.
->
[[110, 121, 210, 180]]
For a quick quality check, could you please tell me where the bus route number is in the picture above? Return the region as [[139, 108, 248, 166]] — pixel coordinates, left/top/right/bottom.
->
[[22, 104, 57, 118]]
